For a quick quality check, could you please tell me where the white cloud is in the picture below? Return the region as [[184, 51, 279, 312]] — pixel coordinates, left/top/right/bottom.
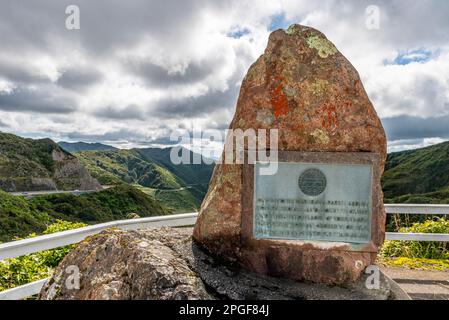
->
[[388, 137, 447, 153], [0, 0, 448, 152]]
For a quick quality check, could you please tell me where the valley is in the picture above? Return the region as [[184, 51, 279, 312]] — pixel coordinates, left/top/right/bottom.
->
[[1, 131, 449, 242]]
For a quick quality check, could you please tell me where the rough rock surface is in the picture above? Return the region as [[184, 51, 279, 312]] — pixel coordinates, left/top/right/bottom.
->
[[40, 228, 404, 300], [52, 154, 101, 191], [0, 137, 101, 192], [40, 228, 212, 300], [193, 24, 387, 285]]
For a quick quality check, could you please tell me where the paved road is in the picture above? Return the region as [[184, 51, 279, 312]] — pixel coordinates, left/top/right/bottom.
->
[[157, 187, 188, 192], [381, 266, 449, 300], [9, 186, 110, 198]]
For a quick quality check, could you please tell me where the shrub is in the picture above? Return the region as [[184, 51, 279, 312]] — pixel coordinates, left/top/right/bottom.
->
[[0, 220, 86, 292], [0, 190, 51, 242], [381, 218, 449, 260]]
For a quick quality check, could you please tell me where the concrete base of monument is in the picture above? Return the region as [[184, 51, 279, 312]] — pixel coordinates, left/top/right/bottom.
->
[[195, 246, 409, 300], [237, 244, 377, 286], [40, 227, 409, 300], [194, 241, 410, 300]]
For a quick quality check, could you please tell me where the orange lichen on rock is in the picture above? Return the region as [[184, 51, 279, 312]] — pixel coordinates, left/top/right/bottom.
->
[[316, 102, 338, 131], [269, 76, 289, 117]]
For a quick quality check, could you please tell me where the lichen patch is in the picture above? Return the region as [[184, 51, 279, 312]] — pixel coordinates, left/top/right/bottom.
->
[[306, 35, 337, 58], [310, 79, 329, 96], [311, 129, 330, 144], [284, 25, 297, 35], [256, 109, 276, 126]]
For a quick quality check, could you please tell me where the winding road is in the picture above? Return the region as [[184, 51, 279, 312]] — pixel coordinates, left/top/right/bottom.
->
[[9, 185, 112, 198]]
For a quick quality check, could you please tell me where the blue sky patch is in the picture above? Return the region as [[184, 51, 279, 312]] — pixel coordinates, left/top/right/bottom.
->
[[386, 49, 435, 65], [268, 13, 291, 31], [227, 27, 250, 39]]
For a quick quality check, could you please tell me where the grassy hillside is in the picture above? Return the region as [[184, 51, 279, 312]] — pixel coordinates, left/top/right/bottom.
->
[[0, 190, 51, 242], [0, 132, 59, 177], [136, 147, 214, 192], [382, 141, 449, 203], [76, 147, 215, 212], [76, 149, 183, 189], [133, 185, 199, 213], [0, 132, 100, 192], [0, 185, 170, 242], [59, 141, 116, 153], [385, 187, 449, 204]]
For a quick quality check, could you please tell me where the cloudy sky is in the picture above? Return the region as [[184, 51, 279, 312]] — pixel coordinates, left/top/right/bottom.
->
[[0, 0, 448, 153]]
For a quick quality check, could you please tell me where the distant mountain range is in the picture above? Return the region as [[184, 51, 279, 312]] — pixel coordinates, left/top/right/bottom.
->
[[58, 141, 117, 153], [0, 133, 214, 214], [2, 131, 449, 212]]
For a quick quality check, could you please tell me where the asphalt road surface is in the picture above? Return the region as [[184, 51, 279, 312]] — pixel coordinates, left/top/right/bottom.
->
[[9, 186, 111, 198], [381, 266, 449, 300]]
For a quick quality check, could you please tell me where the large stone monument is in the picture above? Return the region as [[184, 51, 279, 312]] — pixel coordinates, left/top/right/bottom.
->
[[193, 24, 387, 285], [39, 24, 403, 301]]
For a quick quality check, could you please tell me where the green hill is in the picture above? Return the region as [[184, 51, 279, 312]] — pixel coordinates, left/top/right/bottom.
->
[[0, 184, 171, 242], [133, 185, 199, 214], [76, 149, 183, 189], [0, 190, 50, 242], [382, 141, 449, 203], [135, 147, 214, 196], [75, 148, 214, 212], [0, 132, 101, 192], [58, 141, 116, 153]]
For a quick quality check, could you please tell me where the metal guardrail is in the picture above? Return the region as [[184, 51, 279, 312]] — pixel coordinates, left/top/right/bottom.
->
[[1, 204, 448, 300], [385, 232, 449, 241], [0, 213, 198, 261], [384, 204, 449, 215], [0, 212, 198, 300], [0, 279, 48, 300], [384, 204, 449, 241]]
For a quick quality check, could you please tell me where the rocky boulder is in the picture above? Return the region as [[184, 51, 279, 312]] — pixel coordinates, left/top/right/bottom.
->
[[40, 228, 212, 300], [39, 227, 407, 300], [193, 24, 387, 285]]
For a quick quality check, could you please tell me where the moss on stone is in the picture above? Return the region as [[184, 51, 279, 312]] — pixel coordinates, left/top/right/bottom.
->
[[306, 35, 337, 58], [311, 129, 330, 144], [284, 25, 297, 35], [309, 79, 329, 96]]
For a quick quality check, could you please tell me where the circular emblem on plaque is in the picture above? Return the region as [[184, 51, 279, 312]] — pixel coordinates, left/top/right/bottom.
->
[[298, 168, 327, 197]]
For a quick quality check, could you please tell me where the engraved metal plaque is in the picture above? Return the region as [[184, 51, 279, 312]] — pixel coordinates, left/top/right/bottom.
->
[[253, 162, 373, 244]]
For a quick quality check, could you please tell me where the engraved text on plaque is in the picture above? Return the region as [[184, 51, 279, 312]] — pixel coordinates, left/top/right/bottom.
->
[[253, 162, 373, 244]]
